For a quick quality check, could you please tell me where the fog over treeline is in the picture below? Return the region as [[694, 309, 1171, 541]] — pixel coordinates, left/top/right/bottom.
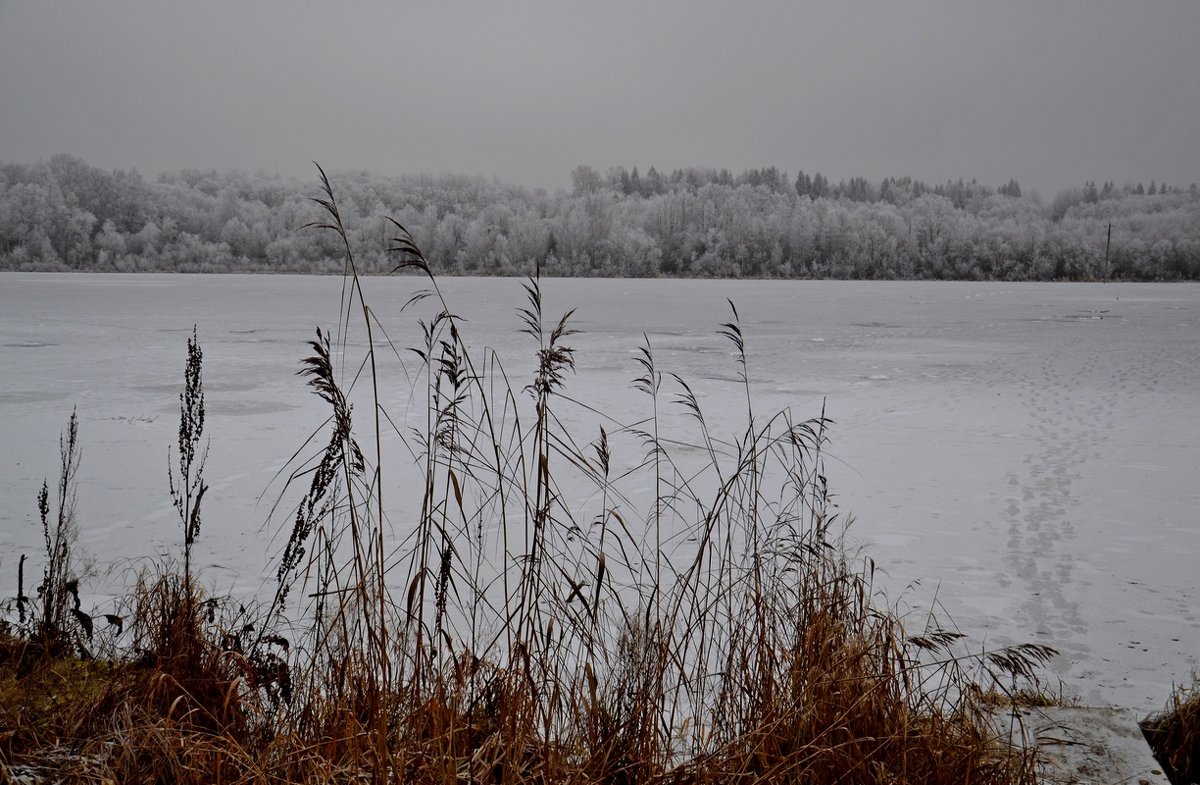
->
[[2, 154, 1198, 280]]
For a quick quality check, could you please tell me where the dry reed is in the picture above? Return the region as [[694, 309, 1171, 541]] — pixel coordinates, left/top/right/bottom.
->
[[1143, 679, 1200, 784]]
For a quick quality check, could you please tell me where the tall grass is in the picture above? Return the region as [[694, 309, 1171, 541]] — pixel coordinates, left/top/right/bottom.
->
[[1143, 678, 1200, 784], [21, 408, 92, 658], [0, 170, 1058, 784], [169, 325, 209, 599]]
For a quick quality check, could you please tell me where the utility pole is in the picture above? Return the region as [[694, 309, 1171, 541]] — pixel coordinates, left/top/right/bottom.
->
[[1104, 221, 1112, 281]]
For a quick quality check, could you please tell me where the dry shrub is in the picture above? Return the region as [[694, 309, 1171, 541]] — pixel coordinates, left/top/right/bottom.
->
[[120, 569, 259, 736], [1143, 680, 1200, 785]]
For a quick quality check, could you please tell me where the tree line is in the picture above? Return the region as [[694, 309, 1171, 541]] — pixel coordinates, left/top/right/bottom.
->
[[2, 154, 1198, 280]]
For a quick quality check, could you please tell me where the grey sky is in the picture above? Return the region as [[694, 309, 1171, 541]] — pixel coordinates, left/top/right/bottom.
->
[[2, 1, 1197, 197]]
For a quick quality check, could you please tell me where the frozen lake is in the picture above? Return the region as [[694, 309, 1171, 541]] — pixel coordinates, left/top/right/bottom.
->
[[1, 272, 1198, 712]]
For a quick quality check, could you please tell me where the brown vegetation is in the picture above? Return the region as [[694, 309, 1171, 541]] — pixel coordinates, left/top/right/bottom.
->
[[1143, 680, 1200, 785]]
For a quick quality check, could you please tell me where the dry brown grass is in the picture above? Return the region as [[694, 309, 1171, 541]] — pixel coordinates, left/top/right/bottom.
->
[[1143, 679, 1200, 785], [0, 170, 1057, 785]]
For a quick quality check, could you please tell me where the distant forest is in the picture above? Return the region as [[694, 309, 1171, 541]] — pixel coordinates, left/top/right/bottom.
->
[[2, 154, 1198, 280]]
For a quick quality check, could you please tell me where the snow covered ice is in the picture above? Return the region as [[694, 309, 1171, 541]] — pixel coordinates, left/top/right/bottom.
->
[[1, 272, 1197, 713]]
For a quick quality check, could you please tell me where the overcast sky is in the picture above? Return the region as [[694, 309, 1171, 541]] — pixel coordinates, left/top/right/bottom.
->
[[2, 1, 1197, 197]]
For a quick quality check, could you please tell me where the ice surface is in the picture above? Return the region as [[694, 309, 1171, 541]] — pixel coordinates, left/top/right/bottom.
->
[[1, 273, 1197, 713]]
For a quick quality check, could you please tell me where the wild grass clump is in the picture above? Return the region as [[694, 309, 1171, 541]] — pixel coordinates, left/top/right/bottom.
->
[[1143, 679, 1200, 785], [0, 168, 1056, 784], [23, 409, 92, 662]]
